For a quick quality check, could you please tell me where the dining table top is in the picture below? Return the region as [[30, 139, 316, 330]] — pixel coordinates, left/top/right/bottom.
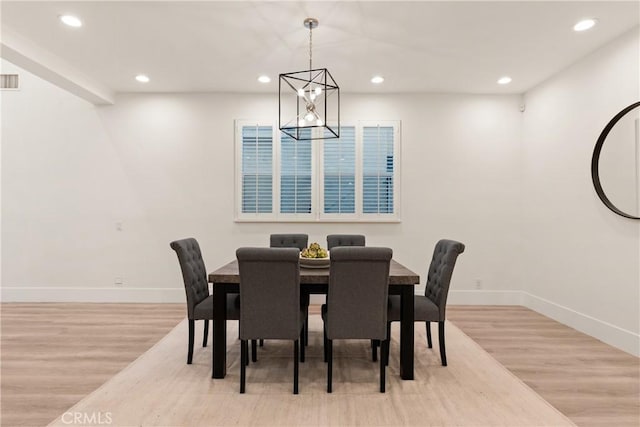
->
[[209, 259, 420, 285]]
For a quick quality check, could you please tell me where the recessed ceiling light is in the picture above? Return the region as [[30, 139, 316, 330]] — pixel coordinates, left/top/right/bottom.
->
[[60, 15, 82, 28], [135, 74, 150, 83], [497, 76, 512, 85], [371, 76, 384, 84], [574, 19, 597, 32], [257, 75, 271, 83]]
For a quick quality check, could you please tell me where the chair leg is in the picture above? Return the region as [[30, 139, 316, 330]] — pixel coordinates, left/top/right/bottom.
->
[[327, 339, 333, 393], [294, 339, 299, 395], [380, 339, 387, 393], [304, 312, 309, 347], [371, 340, 378, 361], [240, 340, 247, 393], [438, 321, 447, 366], [323, 324, 328, 363], [187, 319, 195, 364], [303, 294, 310, 347], [203, 320, 209, 347], [300, 326, 306, 363], [384, 336, 390, 368], [385, 322, 391, 366], [251, 340, 257, 362], [259, 339, 264, 347], [426, 321, 433, 348]]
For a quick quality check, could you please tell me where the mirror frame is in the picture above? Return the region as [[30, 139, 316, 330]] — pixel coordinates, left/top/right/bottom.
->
[[591, 101, 640, 220]]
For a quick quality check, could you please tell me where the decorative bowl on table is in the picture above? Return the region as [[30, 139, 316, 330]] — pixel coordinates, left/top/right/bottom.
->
[[300, 243, 330, 269]]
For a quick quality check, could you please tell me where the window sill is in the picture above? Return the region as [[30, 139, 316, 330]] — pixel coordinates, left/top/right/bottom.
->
[[234, 217, 402, 223]]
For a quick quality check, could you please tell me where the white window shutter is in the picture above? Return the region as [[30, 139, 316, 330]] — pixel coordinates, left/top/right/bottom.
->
[[280, 130, 312, 213], [241, 125, 273, 213], [363, 125, 395, 214], [323, 126, 356, 214]]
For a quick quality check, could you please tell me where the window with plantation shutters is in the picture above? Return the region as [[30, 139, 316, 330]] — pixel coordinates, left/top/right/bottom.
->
[[323, 126, 356, 214], [240, 124, 273, 214], [280, 130, 312, 214], [235, 119, 400, 222], [363, 125, 395, 214]]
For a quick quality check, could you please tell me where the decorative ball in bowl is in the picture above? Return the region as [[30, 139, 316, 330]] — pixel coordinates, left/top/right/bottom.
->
[[300, 243, 330, 268]]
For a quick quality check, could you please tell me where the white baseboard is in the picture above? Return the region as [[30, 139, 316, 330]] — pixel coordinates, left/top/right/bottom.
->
[[521, 292, 640, 357], [1, 287, 184, 303]]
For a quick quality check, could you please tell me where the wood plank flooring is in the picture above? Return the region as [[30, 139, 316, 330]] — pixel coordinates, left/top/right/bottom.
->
[[447, 306, 640, 427], [1, 303, 638, 427], [1, 303, 185, 427]]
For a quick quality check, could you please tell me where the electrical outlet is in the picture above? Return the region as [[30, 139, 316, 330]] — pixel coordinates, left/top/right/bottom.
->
[[115, 277, 124, 287], [475, 279, 483, 290]]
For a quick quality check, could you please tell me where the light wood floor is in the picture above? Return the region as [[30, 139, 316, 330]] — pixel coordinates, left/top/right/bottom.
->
[[447, 306, 640, 427], [1, 303, 185, 427], [1, 304, 638, 427]]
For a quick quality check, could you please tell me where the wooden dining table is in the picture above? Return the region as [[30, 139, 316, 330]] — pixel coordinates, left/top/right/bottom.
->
[[208, 259, 420, 380]]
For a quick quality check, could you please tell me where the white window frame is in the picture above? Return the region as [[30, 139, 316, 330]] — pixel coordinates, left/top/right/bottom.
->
[[234, 119, 401, 222]]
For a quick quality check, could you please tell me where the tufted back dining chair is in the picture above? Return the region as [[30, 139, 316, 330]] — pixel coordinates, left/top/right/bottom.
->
[[270, 233, 310, 347], [424, 239, 466, 321], [270, 234, 309, 251], [326, 234, 365, 250], [236, 247, 305, 394], [322, 247, 392, 393], [170, 238, 240, 364], [385, 239, 465, 367]]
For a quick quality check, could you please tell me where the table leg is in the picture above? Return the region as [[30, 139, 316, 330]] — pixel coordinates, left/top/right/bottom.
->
[[399, 285, 414, 380], [212, 285, 227, 379]]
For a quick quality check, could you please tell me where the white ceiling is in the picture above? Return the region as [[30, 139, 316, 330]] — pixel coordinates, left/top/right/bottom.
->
[[2, 1, 639, 95]]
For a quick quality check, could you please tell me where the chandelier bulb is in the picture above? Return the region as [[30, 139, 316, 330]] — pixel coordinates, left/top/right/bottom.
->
[[316, 119, 323, 126], [304, 112, 315, 122], [315, 87, 322, 95], [297, 88, 305, 97]]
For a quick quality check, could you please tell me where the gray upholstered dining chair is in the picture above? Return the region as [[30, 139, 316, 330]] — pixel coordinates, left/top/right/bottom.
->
[[236, 247, 306, 394], [270, 234, 309, 250], [327, 234, 381, 359], [385, 239, 465, 367], [326, 234, 365, 250], [322, 247, 392, 393], [170, 238, 241, 365], [270, 233, 310, 347]]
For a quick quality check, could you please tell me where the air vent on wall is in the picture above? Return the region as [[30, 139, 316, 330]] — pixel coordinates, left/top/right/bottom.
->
[[1, 74, 20, 90]]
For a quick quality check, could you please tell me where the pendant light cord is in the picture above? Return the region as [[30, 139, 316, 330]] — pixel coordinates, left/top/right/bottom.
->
[[309, 23, 313, 73]]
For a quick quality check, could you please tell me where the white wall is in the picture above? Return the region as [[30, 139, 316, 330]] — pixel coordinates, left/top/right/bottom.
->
[[522, 27, 640, 354], [1, 59, 167, 301], [1, 58, 523, 304]]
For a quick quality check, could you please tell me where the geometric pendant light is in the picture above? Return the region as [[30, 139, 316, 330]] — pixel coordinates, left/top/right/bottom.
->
[[279, 18, 340, 140]]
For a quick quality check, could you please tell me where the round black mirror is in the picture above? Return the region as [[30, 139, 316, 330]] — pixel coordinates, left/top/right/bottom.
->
[[591, 101, 640, 220]]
